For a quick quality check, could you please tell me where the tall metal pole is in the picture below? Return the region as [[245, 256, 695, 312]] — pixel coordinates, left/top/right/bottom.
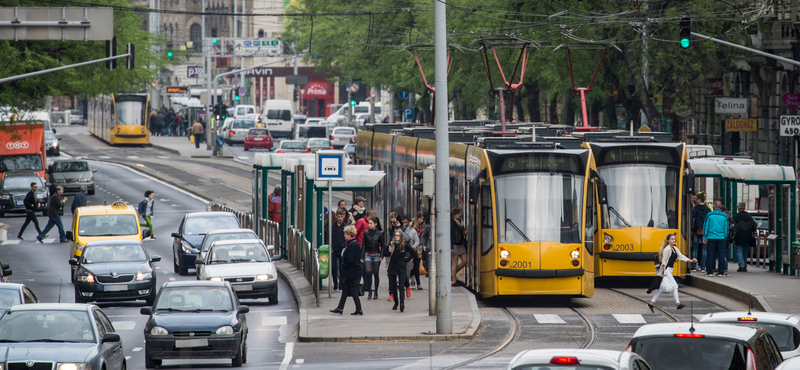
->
[[206, 38, 213, 151], [328, 180, 333, 298], [241, 0, 246, 102], [433, 0, 452, 335]]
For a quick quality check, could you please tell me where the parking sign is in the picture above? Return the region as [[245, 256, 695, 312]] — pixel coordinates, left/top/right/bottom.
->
[[403, 108, 414, 121]]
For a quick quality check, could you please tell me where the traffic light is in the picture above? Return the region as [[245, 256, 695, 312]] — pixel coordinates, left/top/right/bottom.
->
[[126, 42, 135, 70], [212, 38, 218, 44], [234, 92, 240, 101], [106, 36, 116, 71], [220, 104, 227, 120], [213, 104, 220, 120], [349, 99, 356, 106], [679, 17, 691, 48], [413, 166, 434, 197], [293, 89, 299, 102], [167, 50, 173, 58]]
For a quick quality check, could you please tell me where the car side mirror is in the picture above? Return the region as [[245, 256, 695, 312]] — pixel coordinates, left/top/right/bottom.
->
[[47, 165, 52, 173], [102, 333, 121, 343], [238, 306, 250, 314], [267, 245, 275, 252], [92, 169, 98, 173], [142, 228, 151, 239], [150, 255, 161, 262], [68, 258, 79, 266], [171, 232, 181, 238], [597, 183, 608, 205], [65, 231, 73, 241], [140, 307, 153, 315]]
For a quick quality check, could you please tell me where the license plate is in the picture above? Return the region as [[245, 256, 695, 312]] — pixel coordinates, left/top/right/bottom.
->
[[14, 200, 22, 206], [233, 284, 252, 291], [268, 123, 278, 125], [103, 285, 128, 292], [175, 338, 208, 348], [254, 137, 263, 141]]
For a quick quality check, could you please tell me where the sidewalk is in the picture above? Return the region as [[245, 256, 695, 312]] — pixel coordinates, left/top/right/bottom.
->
[[275, 260, 481, 342], [149, 134, 233, 158], [683, 261, 800, 314]]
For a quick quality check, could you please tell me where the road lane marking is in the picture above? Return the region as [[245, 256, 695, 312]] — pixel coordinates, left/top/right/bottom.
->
[[238, 156, 248, 159], [613, 314, 646, 324], [127, 156, 139, 159], [98, 156, 111, 159], [261, 316, 287, 326], [279, 342, 294, 370], [132, 347, 142, 352], [158, 156, 169, 159], [112, 321, 136, 330], [100, 162, 210, 203], [159, 199, 169, 201], [534, 314, 566, 324], [125, 356, 130, 361], [1, 240, 20, 245], [44, 238, 56, 243], [296, 359, 304, 364], [694, 314, 704, 321], [169, 277, 176, 281]]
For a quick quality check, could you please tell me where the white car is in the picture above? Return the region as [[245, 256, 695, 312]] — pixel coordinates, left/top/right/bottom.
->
[[223, 119, 256, 145], [777, 356, 800, 369], [700, 311, 800, 359], [194, 229, 259, 276], [197, 239, 278, 304], [507, 349, 651, 370], [331, 127, 357, 148]]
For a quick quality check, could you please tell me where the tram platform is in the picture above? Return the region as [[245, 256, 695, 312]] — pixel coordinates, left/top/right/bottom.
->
[[149, 134, 234, 158], [684, 261, 800, 314], [275, 260, 482, 342]]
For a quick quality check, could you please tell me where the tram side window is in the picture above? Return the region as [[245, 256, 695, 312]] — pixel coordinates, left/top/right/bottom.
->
[[481, 183, 494, 255], [585, 181, 595, 253]]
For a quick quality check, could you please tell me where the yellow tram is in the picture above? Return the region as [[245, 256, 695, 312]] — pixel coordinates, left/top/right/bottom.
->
[[87, 94, 151, 145]]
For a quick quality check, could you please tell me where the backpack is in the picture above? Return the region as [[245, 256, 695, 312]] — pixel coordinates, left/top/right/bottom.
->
[[138, 199, 147, 216]]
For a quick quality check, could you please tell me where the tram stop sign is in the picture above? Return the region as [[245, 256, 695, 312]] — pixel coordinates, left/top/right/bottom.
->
[[216, 136, 224, 147]]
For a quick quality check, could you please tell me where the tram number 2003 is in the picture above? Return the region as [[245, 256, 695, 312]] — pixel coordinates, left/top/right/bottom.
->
[[510, 261, 532, 269], [614, 244, 635, 252]]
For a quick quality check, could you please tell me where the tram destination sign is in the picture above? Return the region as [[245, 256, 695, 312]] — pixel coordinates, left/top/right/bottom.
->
[[498, 154, 582, 175], [601, 147, 677, 166]]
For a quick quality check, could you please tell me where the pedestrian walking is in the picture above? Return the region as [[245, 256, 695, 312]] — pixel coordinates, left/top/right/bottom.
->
[[383, 229, 414, 312], [37, 186, 67, 243], [152, 110, 164, 136], [355, 209, 374, 246], [732, 202, 758, 272], [691, 192, 711, 271], [324, 209, 347, 291], [329, 226, 363, 316], [412, 211, 430, 284], [70, 186, 88, 215], [451, 208, 468, 286], [401, 215, 419, 296], [703, 200, 730, 277], [361, 217, 385, 300], [17, 182, 43, 240], [267, 186, 282, 223], [647, 233, 696, 312], [138, 190, 156, 240], [350, 196, 366, 221], [191, 120, 203, 148]]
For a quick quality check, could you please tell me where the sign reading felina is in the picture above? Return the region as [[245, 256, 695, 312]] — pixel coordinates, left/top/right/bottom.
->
[[725, 119, 757, 132]]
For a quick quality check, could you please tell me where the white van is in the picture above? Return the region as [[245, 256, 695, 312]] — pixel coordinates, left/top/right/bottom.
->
[[327, 102, 381, 125], [262, 100, 294, 138], [234, 105, 257, 119]]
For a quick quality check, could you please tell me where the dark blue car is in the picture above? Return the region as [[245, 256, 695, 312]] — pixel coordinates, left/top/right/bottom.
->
[[140, 280, 249, 368], [171, 212, 241, 275]]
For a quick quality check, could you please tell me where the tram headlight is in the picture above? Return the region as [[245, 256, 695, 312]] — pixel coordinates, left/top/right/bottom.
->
[[570, 250, 580, 259], [499, 249, 510, 259], [603, 234, 613, 243]]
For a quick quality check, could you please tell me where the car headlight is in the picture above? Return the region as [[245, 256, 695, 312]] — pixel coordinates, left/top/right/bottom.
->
[[181, 241, 199, 254], [56, 364, 91, 370], [499, 249, 509, 259], [570, 250, 580, 259], [216, 325, 234, 335], [209, 277, 222, 282], [53, 141, 58, 147], [136, 272, 153, 281], [77, 273, 95, 283], [603, 234, 613, 243], [256, 274, 274, 281], [0, 195, 9, 200], [150, 326, 168, 335]]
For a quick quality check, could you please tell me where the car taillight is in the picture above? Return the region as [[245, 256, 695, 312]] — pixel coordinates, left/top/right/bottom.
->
[[746, 349, 756, 370], [550, 357, 579, 365], [674, 334, 704, 338], [277, 151, 283, 153], [625, 345, 632, 352], [354, 135, 357, 141], [738, 317, 757, 321], [330, 147, 334, 150], [230, 130, 235, 136], [331, 135, 334, 140]]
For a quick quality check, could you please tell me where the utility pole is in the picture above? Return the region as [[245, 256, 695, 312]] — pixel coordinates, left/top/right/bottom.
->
[[640, 4, 649, 129], [433, 0, 452, 335], [206, 37, 213, 151], [241, 0, 247, 103]]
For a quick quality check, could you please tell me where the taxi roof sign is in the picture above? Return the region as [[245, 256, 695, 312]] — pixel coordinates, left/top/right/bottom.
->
[[111, 200, 128, 208]]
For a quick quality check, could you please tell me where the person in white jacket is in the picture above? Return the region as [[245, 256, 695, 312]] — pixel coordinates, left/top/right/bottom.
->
[[647, 233, 696, 312]]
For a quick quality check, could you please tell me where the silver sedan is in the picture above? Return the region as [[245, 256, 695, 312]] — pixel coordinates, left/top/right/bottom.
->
[[197, 239, 279, 304]]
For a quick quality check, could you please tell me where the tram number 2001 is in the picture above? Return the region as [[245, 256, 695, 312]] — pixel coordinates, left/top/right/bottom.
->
[[614, 244, 635, 252], [510, 261, 532, 269]]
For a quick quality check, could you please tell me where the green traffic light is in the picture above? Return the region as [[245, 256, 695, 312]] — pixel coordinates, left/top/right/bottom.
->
[[167, 51, 173, 57], [212, 39, 218, 44], [349, 100, 356, 106], [235, 95, 240, 101], [680, 38, 690, 48]]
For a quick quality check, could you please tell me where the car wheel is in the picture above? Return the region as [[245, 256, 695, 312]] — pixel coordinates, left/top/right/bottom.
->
[[227, 141, 233, 146], [242, 335, 248, 364], [173, 248, 179, 273], [232, 339, 244, 367], [55, 149, 60, 156], [88, 188, 95, 196], [145, 289, 156, 306], [269, 292, 279, 305], [244, 146, 249, 151], [0, 212, 4, 218], [179, 265, 189, 276], [74, 289, 86, 303], [70, 265, 76, 283], [144, 348, 161, 369]]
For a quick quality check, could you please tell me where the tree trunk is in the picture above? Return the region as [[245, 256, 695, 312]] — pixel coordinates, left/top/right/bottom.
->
[[563, 88, 575, 126], [549, 93, 559, 124], [620, 46, 662, 131], [513, 91, 525, 122], [524, 81, 541, 122], [454, 88, 467, 120]]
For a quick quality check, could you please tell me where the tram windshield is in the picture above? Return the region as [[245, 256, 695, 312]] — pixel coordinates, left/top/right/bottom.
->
[[599, 165, 679, 229], [116, 101, 144, 126], [495, 173, 584, 244]]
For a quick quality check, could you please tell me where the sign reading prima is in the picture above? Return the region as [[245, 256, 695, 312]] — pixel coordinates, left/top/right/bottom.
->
[[715, 98, 748, 114]]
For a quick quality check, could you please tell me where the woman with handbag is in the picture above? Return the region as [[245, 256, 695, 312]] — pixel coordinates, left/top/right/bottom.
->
[[362, 217, 385, 300], [413, 212, 430, 283], [647, 233, 696, 312], [330, 226, 363, 316]]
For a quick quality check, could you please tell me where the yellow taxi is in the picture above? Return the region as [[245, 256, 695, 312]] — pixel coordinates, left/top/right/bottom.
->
[[66, 201, 150, 280]]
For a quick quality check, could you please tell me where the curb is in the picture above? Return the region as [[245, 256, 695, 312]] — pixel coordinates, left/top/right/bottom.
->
[[150, 141, 234, 159], [682, 275, 772, 312]]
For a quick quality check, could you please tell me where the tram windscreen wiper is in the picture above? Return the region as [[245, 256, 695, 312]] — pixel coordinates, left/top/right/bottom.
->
[[607, 206, 632, 228], [505, 218, 531, 243]]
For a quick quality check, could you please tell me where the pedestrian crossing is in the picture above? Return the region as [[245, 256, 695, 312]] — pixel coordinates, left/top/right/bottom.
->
[[1, 238, 59, 245], [528, 313, 706, 325]]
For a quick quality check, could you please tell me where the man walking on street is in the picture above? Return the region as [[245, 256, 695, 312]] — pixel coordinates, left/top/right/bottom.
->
[[191, 120, 203, 149], [17, 182, 43, 240], [703, 200, 729, 277], [733, 202, 758, 272], [691, 192, 711, 271], [71, 186, 88, 216], [37, 186, 67, 243], [138, 190, 156, 240], [325, 209, 348, 290]]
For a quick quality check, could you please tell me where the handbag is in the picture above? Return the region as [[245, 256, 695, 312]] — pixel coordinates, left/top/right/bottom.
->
[[419, 264, 427, 276], [416, 245, 424, 259], [660, 276, 676, 293]]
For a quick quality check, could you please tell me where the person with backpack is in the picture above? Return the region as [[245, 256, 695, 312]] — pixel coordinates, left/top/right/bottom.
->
[[732, 202, 758, 272], [138, 190, 156, 240], [690, 192, 711, 272]]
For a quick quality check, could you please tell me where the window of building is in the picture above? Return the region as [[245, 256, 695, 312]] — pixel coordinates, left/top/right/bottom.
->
[[190, 23, 201, 52]]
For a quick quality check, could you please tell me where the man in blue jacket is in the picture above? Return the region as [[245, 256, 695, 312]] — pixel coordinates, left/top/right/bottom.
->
[[703, 199, 730, 277]]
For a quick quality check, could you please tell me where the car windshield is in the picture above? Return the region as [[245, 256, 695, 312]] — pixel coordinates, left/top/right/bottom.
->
[[0, 310, 95, 343], [512, 366, 614, 370], [735, 323, 796, 351], [496, 173, 584, 244], [0, 289, 21, 310], [82, 244, 147, 264], [599, 165, 679, 229], [267, 109, 292, 121], [634, 337, 746, 370], [45, 132, 56, 141], [2, 175, 41, 191], [116, 101, 143, 126], [248, 129, 268, 136], [156, 286, 234, 311], [209, 243, 270, 263], [78, 215, 139, 237], [233, 120, 254, 129], [309, 139, 330, 147], [335, 128, 355, 135], [183, 215, 240, 235], [0, 155, 43, 172], [53, 161, 90, 172], [344, 146, 355, 155], [281, 141, 305, 150], [752, 216, 768, 230], [202, 232, 258, 252]]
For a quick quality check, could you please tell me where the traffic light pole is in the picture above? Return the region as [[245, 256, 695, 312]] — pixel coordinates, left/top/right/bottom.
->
[[0, 54, 131, 84], [692, 32, 800, 68]]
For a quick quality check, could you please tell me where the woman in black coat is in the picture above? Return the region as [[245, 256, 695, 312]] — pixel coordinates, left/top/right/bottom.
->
[[330, 226, 363, 315], [383, 229, 415, 312], [361, 217, 385, 300]]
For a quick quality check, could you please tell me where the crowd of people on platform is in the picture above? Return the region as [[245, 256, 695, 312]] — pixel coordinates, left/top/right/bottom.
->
[[148, 107, 203, 137]]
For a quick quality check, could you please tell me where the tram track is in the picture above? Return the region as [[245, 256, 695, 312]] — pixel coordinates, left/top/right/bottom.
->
[[606, 287, 678, 322], [568, 303, 597, 349], [441, 307, 520, 370]]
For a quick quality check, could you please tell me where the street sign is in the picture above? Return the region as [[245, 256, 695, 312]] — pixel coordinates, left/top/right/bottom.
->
[[286, 75, 309, 85], [315, 150, 346, 181], [715, 98, 748, 114], [216, 136, 225, 147], [725, 119, 757, 132], [238, 86, 247, 95], [348, 82, 360, 93], [780, 115, 800, 136], [187, 66, 203, 78], [233, 38, 282, 57], [398, 91, 410, 99], [0, 7, 114, 41], [231, 77, 240, 85], [403, 108, 414, 121]]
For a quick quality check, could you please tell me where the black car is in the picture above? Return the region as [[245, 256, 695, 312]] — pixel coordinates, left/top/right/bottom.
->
[[45, 130, 60, 156], [0, 170, 49, 217], [140, 281, 249, 368], [71, 239, 160, 305], [0, 283, 38, 310], [171, 212, 241, 276]]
